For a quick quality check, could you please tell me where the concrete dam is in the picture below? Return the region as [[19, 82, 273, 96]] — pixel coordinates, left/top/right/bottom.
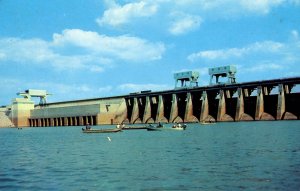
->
[[3, 66, 300, 127]]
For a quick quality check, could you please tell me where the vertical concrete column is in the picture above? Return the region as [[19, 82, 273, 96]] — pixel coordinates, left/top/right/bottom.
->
[[79, 116, 84, 126], [38, 119, 42, 127], [143, 96, 151, 123], [85, 116, 89, 124], [155, 95, 168, 123], [90, 116, 94, 125], [284, 84, 291, 94], [263, 87, 269, 95], [243, 89, 249, 97], [64, 117, 69, 126], [50, 118, 54, 127], [59, 118, 63, 126], [200, 91, 209, 122], [184, 93, 197, 122], [276, 84, 285, 120], [225, 90, 231, 98], [69, 117, 73, 126], [169, 94, 178, 123], [255, 86, 264, 120], [217, 90, 226, 121], [74, 117, 78, 126], [235, 88, 244, 121], [130, 97, 139, 123]]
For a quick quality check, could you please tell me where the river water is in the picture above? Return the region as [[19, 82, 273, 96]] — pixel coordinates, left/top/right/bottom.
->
[[1, 121, 300, 191]]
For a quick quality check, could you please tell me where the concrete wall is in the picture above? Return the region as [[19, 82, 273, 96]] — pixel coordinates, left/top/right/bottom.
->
[[11, 98, 34, 127], [0, 111, 14, 127], [31, 104, 101, 118], [28, 97, 127, 127]]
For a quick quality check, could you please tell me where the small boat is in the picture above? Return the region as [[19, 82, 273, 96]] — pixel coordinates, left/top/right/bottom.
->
[[122, 126, 148, 130], [82, 128, 122, 133], [146, 124, 162, 131], [171, 124, 187, 130], [146, 125, 162, 131]]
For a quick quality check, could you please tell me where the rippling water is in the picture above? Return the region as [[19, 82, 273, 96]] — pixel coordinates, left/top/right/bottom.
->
[[1, 121, 300, 190]]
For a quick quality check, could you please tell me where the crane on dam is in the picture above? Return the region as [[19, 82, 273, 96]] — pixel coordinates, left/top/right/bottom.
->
[[209, 65, 237, 85], [17, 89, 51, 105]]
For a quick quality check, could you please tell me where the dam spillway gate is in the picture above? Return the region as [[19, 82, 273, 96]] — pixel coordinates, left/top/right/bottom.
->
[[29, 115, 97, 127], [26, 77, 300, 127]]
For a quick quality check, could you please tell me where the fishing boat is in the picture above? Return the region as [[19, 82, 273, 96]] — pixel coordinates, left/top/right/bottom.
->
[[82, 128, 122, 133], [171, 124, 187, 130], [146, 124, 162, 131], [122, 126, 148, 130], [146, 125, 162, 131]]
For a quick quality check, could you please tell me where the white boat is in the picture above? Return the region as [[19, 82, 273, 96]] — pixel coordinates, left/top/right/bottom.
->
[[171, 124, 187, 130]]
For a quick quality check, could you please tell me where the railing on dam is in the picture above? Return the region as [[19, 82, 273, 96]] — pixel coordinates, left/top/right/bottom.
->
[[29, 115, 97, 127]]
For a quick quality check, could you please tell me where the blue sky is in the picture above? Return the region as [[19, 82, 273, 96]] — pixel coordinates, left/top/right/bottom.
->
[[1, 0, 300, 106]]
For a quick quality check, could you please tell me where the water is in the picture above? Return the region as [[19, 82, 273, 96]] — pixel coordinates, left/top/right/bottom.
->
[[1, 121, 300, 191]]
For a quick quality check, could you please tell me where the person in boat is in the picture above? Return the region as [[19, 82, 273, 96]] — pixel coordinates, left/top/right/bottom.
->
[[121, 123, 125, 129], [157, 122, 163, 128], [172, 122, 182, 128], [85, 123, 91, 130], [116, 123, 121, 129]]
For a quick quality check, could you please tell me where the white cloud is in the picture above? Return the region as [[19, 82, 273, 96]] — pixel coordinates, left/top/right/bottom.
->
[[174, 0, 285, 15], [97, 1, 157, 26], [291, 30, 299, 40], [188, 41, 284, 61], [240, 0, 284, 14], [169, 12, 202, 35], [242, 63, 284, 73], [0, 29, 165, 72], [96, 0, 298, 36], [0, 38, 55, 63], [187, 30, 300, 80], [53, 29, 165, 61]]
